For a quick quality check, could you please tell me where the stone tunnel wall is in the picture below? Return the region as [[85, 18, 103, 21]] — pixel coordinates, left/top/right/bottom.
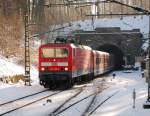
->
[[73, 27, 143, 67]]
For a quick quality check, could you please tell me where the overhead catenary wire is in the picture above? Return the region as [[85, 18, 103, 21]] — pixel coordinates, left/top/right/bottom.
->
[[106, 0, 150, 15]]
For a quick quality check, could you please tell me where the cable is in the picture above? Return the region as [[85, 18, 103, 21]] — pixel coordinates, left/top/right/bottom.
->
[[106, 0, 150, 14]]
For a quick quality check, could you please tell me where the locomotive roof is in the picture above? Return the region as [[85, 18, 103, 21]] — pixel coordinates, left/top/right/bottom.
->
[[40, 43, 111, 54], [40, 43, 92, 50]]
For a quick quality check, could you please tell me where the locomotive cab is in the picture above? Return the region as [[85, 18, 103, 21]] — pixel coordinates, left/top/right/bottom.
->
[[39, 43, 73, 87]]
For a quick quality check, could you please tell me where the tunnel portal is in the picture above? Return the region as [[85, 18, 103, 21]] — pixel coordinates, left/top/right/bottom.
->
[[98, 44, 124, 70]]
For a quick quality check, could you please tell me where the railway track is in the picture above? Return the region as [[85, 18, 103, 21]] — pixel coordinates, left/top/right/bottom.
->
[[50, 91, 95, 116], [82, 78, 107, 116], [0, 75, 113, 116], [82, 91, 101, 116], [48, 78, 113, 116], [0, 90, 64, 116], [50, 86, 109, 116], [0, 89, 49, 106], [50, 87, 83, 116], [83, 91, 119, 116]]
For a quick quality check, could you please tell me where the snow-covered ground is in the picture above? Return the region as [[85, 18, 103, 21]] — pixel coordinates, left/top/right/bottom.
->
[[93, 70, 149, 116], [0, 69, 150, 116]]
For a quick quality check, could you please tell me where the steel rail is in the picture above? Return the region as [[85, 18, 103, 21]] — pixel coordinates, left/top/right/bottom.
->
[[0, 89, 49, 107], [50, 88, 83, 116], [88, 91, 119, 115], [0, 91, 64, 116]]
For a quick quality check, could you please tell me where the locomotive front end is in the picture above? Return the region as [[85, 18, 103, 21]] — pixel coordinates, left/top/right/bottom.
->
[[39, 44, 72, 88]]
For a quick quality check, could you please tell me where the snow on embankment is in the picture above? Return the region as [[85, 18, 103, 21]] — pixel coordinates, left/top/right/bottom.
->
[[0, 55, 24, 77], [63, 16, 149, 50], [50, 16, 149, 36], [0, 55, 38, 83], [69, 16, 149, 37]]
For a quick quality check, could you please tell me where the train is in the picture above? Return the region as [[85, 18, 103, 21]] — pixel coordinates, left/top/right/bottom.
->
[[39, 43, 114, 88]]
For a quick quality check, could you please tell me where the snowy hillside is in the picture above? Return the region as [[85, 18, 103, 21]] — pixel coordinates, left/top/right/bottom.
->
[[0, 55, 23, 77], [49, 15, 149, 49], [69, 16, 149, 38], [0, 55, 38, 83], [48, 16, 149, 38]]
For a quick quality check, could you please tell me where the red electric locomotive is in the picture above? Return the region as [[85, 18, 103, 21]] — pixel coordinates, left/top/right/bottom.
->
[[39, 43, 114, 88], [39, 43, 94, 88]]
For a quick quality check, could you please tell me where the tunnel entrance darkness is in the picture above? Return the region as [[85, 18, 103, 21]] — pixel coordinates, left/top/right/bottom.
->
[[98, 44, 124, 70]]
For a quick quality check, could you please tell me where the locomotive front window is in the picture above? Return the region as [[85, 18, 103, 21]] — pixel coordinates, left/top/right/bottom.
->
[[41, 48, 68, 58]]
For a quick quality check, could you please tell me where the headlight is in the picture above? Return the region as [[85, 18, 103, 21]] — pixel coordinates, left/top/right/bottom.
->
[[41, 67, 45, 71], [64, 67, 68, 71]]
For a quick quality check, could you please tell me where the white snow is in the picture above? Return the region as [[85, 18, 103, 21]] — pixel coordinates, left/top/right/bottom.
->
[[65, 16, 149, 38], [0, 85, 46, 104], [0, 55, 24, 78], [0, 55, 39, 84], [80, 71, 146, 116], [0, 68, 150, 116], [92, 70, 150, 116]]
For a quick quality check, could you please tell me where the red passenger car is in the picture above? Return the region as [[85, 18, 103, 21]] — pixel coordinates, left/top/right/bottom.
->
[[93, 51, 114, 76]]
